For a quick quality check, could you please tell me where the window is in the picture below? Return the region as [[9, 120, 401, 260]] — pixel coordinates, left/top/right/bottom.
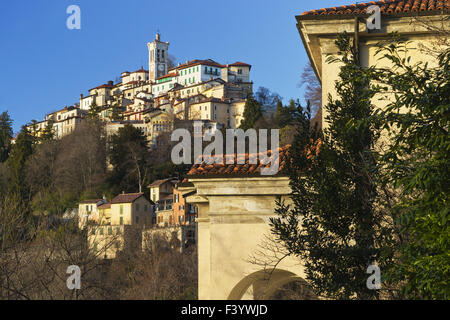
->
[[135, 216, 139, 224], [108, 227, 112, 235], [120, 205, 123, 214], [238, 69, 242, 75], [120, 217, 123, 225], [93, 243, 98, 252], [144, 204, 148, 212], [99, 228, 104, 235], [136, 203, 140, 211]]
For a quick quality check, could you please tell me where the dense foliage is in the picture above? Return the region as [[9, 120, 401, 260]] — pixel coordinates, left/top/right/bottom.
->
[[271, 33, 394, 299]]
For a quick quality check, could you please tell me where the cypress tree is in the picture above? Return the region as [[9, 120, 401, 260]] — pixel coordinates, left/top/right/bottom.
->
[[239, 94, 262, 130]]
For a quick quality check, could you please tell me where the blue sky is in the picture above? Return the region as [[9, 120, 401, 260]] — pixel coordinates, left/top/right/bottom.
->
[[0, 0, 351, 132]]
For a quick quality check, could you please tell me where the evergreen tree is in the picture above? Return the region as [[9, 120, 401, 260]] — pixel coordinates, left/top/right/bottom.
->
[[270, 33, 394, 299], [7, 125, 36, 198], [107, 124, 150, 194], [275, 99, 288, 128], [111, 103, 124, 121], [87, 101, 101, 120], [0, 111, 13, 162], [239, 94, 262, 130], [40, 119, 55, 142]]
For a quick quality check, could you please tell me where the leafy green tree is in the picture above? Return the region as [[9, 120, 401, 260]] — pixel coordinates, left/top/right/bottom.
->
[[0, 111, 13, 162], [270, 33, 394, 300], [239, 94, 262, 130], [377, 41, 450, 299]]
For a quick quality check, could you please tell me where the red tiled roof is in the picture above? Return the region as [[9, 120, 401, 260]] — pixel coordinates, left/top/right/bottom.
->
[[89, 83, 114, 91], [155, 72, 177, 81], [300, 0, 449, 17], [110, 193, 145, 204], [169, 59, 225, 72], [148, 178, 178, 187], [98, 203, 111, 209], [229, 61, 252, 68], [187, 145, 291, 177], [79, 199, 103, 204], [130, 67, 148, 74], [187, 141, 323, 177]]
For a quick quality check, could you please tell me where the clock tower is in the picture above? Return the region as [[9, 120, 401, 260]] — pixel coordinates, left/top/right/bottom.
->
[[147, 33, 170, 82]]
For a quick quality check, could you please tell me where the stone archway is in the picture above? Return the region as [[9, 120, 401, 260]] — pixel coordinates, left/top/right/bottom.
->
[[227, 269, 317, 300]]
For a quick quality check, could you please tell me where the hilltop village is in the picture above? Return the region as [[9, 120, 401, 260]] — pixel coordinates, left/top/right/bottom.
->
[[26, 33, 253, 147], [20, 33, 256, 259]]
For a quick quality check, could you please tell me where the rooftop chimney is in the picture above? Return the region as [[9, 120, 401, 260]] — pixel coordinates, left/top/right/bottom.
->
[[80, 93, 83, 99], [156, 33, 160, 41], [108, 80, 113, 85]]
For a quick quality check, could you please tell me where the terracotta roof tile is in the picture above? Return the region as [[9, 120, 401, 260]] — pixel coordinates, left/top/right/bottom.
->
[[300, 0, 449, 17], [169, 59, 225, 72], [186, 141, 323, 177], [148, 178, 178, 187], [98, 203, 111, 209], [89, 83, 114, 91], [79, 199, 103, 204], [186, 145, 291, 177], [229, 61, 252, 69], [110, 193, 145, 204]]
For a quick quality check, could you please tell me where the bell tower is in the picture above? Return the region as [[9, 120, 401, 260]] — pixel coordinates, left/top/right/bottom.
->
[[147, 33, 170, 82]]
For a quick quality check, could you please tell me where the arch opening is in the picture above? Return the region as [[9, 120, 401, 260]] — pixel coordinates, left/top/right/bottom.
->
[[227, 269, 317, 300]]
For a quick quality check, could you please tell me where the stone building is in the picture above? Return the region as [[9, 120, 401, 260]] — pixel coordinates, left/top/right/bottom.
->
[[185, 146, 314, 300]]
